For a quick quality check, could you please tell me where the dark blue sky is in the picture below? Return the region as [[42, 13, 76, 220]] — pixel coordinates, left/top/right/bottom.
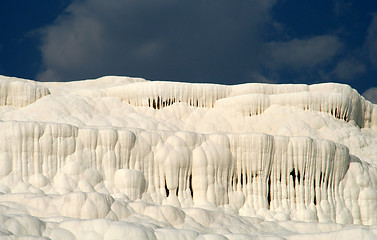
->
[[0, 0, 376, 95]]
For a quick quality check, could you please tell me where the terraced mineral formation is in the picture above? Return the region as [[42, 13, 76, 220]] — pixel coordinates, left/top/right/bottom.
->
[[1, 75, 377, 239]]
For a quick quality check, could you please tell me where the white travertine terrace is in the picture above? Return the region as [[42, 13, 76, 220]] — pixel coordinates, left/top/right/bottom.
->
[[1, 75, 377, 239], [0, 75, 50, 107]]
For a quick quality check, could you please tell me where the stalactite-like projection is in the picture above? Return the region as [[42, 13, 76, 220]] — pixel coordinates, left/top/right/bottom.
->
[[0, 121, 358, 224], [0, 76, 50, 107], [95, 81, 377, 128]]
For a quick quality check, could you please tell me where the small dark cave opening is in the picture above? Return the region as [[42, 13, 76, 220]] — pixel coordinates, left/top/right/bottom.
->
[[290, 169, 296, 188], [188, 174, 193, 198], [267, 176, 271, 209], [165, 179, 169, 197]]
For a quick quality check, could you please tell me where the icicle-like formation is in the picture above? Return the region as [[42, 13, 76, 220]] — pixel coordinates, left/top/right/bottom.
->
[[230, 83, 310, 96], [228, 82, 377, 128], [0, 75, 50, 107], [87, 79, 377, 128], [98, 81, 230, 109], [270, 92, 352, 121], [0, 121, 364, 224], [268, 136, 351, 223], [228, 134, 274, 211], [216, 91, 377, 128], [0, 121, 77, 181]]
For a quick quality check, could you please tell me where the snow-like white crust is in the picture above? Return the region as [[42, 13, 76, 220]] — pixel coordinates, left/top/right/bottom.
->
[[1, 76, 377, 239]]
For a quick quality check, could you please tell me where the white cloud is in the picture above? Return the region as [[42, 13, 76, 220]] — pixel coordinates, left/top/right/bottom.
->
[[263, 35, 343, 70]]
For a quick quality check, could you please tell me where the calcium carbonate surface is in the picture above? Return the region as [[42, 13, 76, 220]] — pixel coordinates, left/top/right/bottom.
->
[[1, 75, 377, 239]]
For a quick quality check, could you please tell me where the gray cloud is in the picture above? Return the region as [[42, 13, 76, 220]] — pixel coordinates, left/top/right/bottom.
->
[[319, 12, 377, 86], [37, 0, 356, 86], [363, 87, 377, 104], [248, 72, 279, 84], [263, 36, 343, 70], [332, 58, 366, 80], [324, 13, 377, 86], [38, 0, 276, 82], [333, 0, 353, 16], [365, 13, 377, 66]]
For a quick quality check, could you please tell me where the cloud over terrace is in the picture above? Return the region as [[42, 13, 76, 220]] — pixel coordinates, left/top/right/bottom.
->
[[37, 0, 359, 85]]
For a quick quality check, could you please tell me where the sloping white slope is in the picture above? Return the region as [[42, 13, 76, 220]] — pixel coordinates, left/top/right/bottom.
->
[[1, 75, 377, 239]]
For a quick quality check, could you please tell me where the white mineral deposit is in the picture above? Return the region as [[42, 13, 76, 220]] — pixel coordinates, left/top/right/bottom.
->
[[1, 75, 377, 239]]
